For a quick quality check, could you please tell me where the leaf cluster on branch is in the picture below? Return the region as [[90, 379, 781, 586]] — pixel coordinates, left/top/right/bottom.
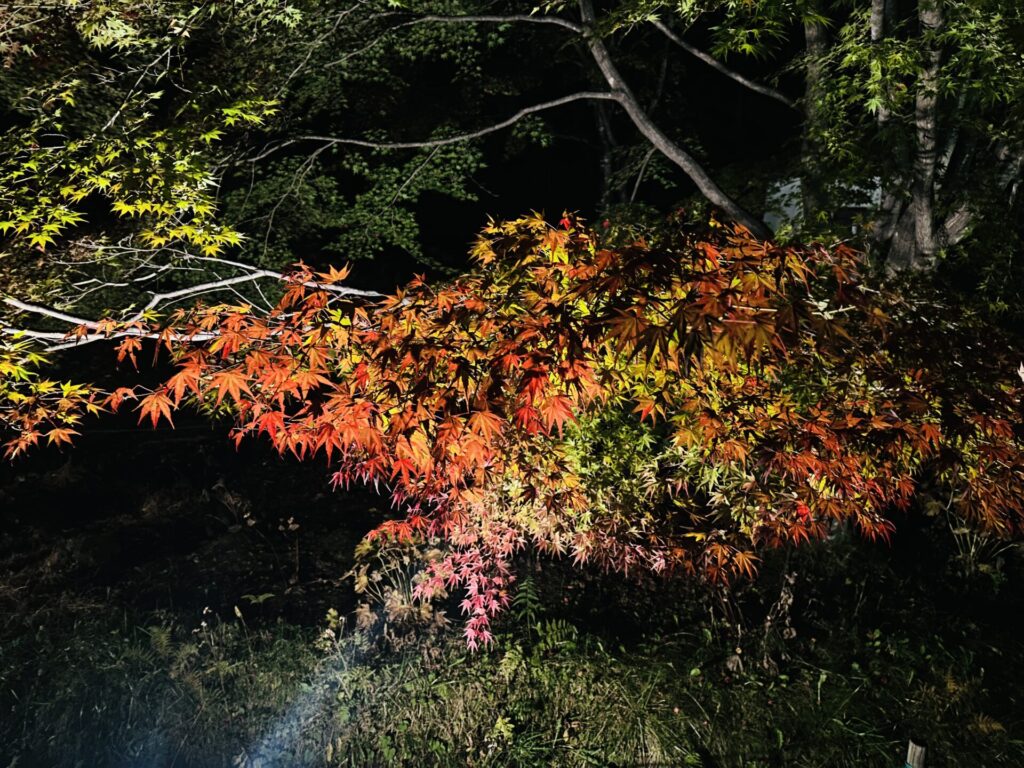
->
[[5, 214, 1022, 647]]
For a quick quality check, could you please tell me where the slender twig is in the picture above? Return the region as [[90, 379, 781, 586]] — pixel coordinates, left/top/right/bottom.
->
[[404, 13, 582, 34], [249, 91, 622, 162], [630, 147, 656, 203], [650, 19, 796, 110], [279, 0, 362, 93], [102, 47, 174, 132]]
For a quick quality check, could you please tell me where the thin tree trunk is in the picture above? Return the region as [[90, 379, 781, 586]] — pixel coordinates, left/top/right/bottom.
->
[[911, 0, 944, 268], [868, 0, 905, 264], [801, 4, 830, 226], [578, 0, 771, 240], [593, 100, 620, 208], [869, 0, 885, 48], [870, 0, 891, 125]]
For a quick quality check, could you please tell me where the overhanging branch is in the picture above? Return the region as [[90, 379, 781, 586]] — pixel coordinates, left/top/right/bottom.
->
[[249, 91, 623, 162], [650, 19, 796, 110], [2, 268, 384, 351], [255, 9, 772, 238], [322, 12, 583, 69]]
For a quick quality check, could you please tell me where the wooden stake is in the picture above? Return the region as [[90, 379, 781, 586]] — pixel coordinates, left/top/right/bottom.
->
[[905, 740, 925, 768]]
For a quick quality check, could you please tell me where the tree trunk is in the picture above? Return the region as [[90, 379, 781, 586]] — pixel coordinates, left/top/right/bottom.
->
[[910, 0, 944, 269], [868, 0, 903, 265], [886, 203, 918, 269], [870, 0, 891, 125], [801, 4, 830, 226], [880, 0, 945, 273], [869, 0, 885, 47]]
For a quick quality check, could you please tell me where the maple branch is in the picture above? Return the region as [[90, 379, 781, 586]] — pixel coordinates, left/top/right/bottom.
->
[[1, 327, 81, 342], [578, 0, 771, 240], [256, 8, 772, 239], [650, 19, 796, 110], [3, 297, 102, 329], [101, 45, 174, 131], [1, 324, 221, 350], [279, 0, 361, 93], [248, 91, 622, 162], [383, 146, 442, 212], [2, 268, 383, 350]]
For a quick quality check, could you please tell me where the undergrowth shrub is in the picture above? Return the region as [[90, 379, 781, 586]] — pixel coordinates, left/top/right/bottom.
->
[[3, 526, 1023, 768]]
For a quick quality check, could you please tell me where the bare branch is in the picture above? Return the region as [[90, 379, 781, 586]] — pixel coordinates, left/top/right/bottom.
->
[[383, 146, 442, 212], [3, 298, 101, 329], [650, 19, 796, 110], [101, 46, 173, 131], [2, 268, 384, 350], [2, 327, 79, 342], [2, 324, 220, 351], [249, 91, 622, 162], [280, 0, 363, 93], [630, 147, 656, 203]]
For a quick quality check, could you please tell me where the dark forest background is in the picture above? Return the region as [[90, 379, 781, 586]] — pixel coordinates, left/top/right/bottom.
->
[[2, 1, 1024, 765]]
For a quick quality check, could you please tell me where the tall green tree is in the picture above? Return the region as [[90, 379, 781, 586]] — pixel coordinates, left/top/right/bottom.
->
[[3, 0, 1024, 350]]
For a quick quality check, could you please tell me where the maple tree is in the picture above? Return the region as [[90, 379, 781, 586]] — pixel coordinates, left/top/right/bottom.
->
[[4, 214, 1024, 648]]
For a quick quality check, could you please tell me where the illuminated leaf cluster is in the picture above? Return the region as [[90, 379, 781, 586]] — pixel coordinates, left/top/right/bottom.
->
[[5, 215, 1024, 646], [0, 339, 100, 452], [0, 88, 275, 259]]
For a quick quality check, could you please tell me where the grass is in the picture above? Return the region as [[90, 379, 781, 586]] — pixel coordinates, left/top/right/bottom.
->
[[3, 545, 1023, 767], [1, 603, 319, 766], [2, 435, 1023, 766]]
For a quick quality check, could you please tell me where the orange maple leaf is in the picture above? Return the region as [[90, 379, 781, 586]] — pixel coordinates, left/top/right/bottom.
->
[[137, 391, 174, 428], [539, 394, 575, 436], [210, 369, 252, 406], [468, 410, 505, 443]]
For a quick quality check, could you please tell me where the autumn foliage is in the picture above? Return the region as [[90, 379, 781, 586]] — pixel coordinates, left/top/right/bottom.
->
[[5, 215, 1024, 647]]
